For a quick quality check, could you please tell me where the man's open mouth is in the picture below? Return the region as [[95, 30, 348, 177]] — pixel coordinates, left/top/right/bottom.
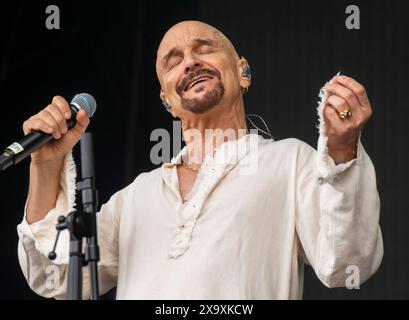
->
[[184, 75, 214, 92], [176, 68, 221, 95]]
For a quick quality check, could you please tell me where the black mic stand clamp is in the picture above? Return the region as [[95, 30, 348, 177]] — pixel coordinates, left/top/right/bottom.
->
[[48, 132, 100, 300]]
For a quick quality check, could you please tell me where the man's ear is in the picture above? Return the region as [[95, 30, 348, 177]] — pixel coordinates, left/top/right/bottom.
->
[[160, 89, 172, 112], [160, 89, 167, 103], [238, 56, 251, 94]]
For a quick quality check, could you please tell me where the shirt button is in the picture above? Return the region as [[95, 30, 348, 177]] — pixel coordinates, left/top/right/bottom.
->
[[180, 224, 185, 229]]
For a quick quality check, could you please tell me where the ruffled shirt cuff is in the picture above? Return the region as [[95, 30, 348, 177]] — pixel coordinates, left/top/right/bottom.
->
[[17, 152, 77, 265], [316, 79, 363, 184]]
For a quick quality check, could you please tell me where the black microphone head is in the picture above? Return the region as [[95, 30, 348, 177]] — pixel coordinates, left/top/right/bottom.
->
[[71, 93, 97, 118]]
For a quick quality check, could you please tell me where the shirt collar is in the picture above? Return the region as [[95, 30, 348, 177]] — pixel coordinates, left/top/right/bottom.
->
[[162, 133, 268, 170]]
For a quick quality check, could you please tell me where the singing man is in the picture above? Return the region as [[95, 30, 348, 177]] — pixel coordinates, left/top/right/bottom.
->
[[17, 21, 383, 299]]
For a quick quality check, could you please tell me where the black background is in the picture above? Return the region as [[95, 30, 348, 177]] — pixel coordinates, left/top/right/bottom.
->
[[0, 0, 408, 299]]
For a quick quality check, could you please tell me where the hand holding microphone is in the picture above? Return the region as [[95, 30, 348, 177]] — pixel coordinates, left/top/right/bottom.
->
[[0, 93, 96, 171]]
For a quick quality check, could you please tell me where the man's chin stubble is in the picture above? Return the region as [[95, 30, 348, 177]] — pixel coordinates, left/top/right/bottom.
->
[[180, 82, 225, 114]]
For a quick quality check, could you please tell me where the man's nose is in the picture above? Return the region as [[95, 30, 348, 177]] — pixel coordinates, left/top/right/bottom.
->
[[184, 56, 203, 74]]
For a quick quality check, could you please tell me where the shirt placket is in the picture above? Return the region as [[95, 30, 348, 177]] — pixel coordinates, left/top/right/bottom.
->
[[163, 134, 263, 259], [169, 161, 226, 258]]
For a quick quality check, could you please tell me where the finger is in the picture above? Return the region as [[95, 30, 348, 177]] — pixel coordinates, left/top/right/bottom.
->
[[52, 95, 72, 119], [333, 75, 370, 107], [37, 110, 62, 139], [323, 105, 345, 134], [23, 118, 54, 136], [325, 82, 360, 110], [45, 104, 68, 134], [328, 94, 365, 122], [326, 95, 352, 114], [326, 94, 363, 118], [72, 109, 90, 135]]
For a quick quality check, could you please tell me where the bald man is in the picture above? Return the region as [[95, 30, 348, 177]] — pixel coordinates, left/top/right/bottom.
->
[[17, 21, 383, 299]]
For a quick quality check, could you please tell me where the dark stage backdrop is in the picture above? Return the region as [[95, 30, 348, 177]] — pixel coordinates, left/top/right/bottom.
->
[[0, 0, 407, 299]]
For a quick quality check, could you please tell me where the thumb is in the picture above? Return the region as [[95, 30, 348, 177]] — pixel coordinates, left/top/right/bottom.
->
[[71, 109, 90, 136]]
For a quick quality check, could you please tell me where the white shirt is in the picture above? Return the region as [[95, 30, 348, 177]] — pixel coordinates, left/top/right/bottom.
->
[[16, 94, 383, 300]]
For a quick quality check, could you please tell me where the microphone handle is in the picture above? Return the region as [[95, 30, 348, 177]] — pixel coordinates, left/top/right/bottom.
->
[[0, 132, 52, 171]]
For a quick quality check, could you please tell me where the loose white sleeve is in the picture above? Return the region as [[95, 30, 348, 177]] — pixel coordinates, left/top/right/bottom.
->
[[17, 152, 129, 299], [295, 86, 383, 288]]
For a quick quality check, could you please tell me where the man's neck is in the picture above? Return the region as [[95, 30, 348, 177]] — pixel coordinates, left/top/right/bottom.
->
[[181, 103, 247, 165]]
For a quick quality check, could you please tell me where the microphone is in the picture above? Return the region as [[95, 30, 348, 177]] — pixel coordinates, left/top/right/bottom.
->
[[0, 93, 97, 172]]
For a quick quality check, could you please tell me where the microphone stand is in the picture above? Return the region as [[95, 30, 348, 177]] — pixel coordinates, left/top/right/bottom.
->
[[48, 132, 100, 300]]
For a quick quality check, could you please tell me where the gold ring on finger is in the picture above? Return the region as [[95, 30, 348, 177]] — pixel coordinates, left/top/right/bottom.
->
[[338, 109, 352, 119]]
